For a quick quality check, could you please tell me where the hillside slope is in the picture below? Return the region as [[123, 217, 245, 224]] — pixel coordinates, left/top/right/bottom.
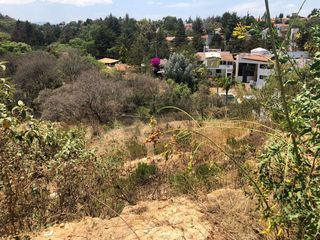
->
[[32, 189, 261, 240]]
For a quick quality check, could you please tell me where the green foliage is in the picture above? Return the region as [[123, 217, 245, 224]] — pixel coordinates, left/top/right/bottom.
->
[[112, 162, 157, 204], [0, 62, 14, 104], [174, 18, 187, 47], [169, 163, 221, 194], [0, 84, 99, 234], [216, 76, 236, 103], [0, 14, 16, 33], [166, 79, 191, 98], [257, 51, 320, 238], [0, 32, 11, 41], [164, 53, 196, 90], [130, 163, 157, 185], [0, 41, 31, 55], [125, 137, 147, 160]]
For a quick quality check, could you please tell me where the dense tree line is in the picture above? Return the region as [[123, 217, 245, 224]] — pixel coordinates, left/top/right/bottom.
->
[[1, 9, 319, 65]]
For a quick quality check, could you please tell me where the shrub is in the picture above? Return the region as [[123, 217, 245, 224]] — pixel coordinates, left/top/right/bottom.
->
[[125, 137, 147, 160], [0, 41, 31, 55], [56, 49, 98, 83], [0, 63, 130, 236], [0, 100, 99, 235], [169, 163, 221, 195], [13, 51, 60, 107], [130, 163, 157, 185], [38, 70, 133, 123], [164, 53, 197, 90]]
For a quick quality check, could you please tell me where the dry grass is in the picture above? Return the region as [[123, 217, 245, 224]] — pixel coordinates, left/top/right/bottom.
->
[[21, 119, 271, 240]]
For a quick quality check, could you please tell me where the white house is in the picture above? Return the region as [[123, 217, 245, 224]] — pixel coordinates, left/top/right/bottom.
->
[[234, 51, 272, 89], [196, 50, 234, 78]]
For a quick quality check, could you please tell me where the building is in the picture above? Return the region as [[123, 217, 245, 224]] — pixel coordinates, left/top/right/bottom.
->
[[287, 51, 311, 68], [234, 49, 272, 89], [196, 50, 234, 78], [184, 23, 193, 31], [275, 24, 289, 38], [98, 58, 120, 67], [289, 28, 300, 51]]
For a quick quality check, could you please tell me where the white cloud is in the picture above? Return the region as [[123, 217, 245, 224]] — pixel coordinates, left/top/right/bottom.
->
[[0, 0, 113, 6], [229, 1, 262, 15], [228, 0, 309, 16], [0, 0, 34, 3], [147, 1, 163, 6], [166, 1, 192, 8]]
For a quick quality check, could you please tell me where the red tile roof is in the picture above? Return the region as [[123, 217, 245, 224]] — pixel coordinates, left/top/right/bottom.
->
[[239, 53, 271, 62], [220, 52, 234, 62]]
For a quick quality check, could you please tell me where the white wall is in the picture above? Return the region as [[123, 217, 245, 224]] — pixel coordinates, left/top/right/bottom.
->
[[235, 57, 271, 89]]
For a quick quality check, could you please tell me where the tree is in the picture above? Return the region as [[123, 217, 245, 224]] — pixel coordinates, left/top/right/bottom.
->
[[216, 76, 236, 103], [56, 49, 97, 83], [192, 17, 204, 35], [162, 16, 179, 35], [59, 21, 81, 43], [127, 20, 168, 65], [192, 34, 205, 52], [13, 51, 60, 107], [117, 14, 137, 62], [232, 23, 251, 40], [41, 23, 61, 45], [164, 53, 196, 90], [221, 12, 240, 40], [174, 18, 187, 47], [308, 8, 320, 18]]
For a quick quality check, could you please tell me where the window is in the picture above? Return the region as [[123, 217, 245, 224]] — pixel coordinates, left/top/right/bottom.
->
[[259, 75, 268, 80], [260, 64, 271, 69], [216, 69, 221, 73], [239, 63, 256, 76]]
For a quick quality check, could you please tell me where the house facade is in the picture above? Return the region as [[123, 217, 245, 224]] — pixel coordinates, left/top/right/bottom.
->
[[196, 50, 234, 78], [234, 52, 272, 89]]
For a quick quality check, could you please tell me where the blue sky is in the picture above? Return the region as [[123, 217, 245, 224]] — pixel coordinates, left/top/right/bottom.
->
[[0, 0, 318, 23]]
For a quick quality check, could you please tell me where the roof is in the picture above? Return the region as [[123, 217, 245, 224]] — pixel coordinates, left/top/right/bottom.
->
[[251, 47, 271, 55], [184, 23, 193, 30], [205, 52, 220, 58], [166, 36, 195, 42], [98, 58, 120, 64], [165, 36, 175, 42], [220, 52, 234, 62], [196, 51, 234, 62], [251, 47, 268, 52], [239, 53, 271, 62]]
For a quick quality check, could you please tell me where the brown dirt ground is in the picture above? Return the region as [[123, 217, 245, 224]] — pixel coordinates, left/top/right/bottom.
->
[[31, 189, 262, 240]]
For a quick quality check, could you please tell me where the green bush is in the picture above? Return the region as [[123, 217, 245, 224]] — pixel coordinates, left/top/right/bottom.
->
[[169, 163, 221, 194], [126, 137, 147, 160], [130, 163, 157, 185]]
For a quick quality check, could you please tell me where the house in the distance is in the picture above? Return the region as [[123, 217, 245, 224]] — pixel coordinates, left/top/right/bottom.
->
[[196, 50, 234, 78], [98, 57, 120, 67], [234, 48, 272, 89], [275, 23, 289, 38]]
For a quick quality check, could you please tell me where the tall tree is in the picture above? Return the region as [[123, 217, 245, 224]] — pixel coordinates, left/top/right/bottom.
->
[[174, 18, 187, 47], [192, 17, 204, 35]]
